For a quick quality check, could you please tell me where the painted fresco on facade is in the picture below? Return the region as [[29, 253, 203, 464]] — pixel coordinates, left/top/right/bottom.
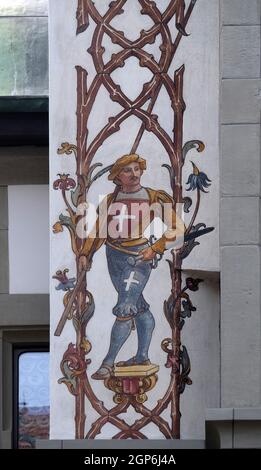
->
[[51, 0, 214, 439]]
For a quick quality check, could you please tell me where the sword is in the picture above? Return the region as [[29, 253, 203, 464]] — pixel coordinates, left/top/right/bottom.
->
[[184, 226, 214, 242], [127, 227, 215, 268]]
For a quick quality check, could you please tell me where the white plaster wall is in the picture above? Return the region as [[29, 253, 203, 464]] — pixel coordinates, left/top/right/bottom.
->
[[49, 0, 220, 440], [8, 185, 49, 294]]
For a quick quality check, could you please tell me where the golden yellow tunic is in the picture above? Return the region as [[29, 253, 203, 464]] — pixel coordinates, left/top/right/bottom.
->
[[80, 187, 185, 258]]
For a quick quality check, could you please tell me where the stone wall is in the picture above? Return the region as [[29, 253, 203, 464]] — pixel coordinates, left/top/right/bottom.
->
[[220, 0, 261, 408], [0, 0, 48, 96]]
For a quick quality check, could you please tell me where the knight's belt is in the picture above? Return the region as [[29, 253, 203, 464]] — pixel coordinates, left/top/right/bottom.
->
[[106, 238, 148, 255]]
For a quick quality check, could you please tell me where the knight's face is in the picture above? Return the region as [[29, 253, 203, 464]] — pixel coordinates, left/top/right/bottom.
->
[[117, 162, 142, 186]]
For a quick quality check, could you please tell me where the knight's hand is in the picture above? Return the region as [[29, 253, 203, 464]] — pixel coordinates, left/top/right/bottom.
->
[[139, 247, 157, 261]]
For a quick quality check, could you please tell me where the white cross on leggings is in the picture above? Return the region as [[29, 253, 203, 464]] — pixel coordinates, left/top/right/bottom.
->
[[124, 271, 140, 291]]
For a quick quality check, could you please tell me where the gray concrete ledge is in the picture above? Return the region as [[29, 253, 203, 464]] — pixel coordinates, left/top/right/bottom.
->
[[206, 408, 233, 421], [0, 231, 9, 293], [234, 408, 261, 420], [0, 187, 8, 229], [37, 439, 205, 450], [206, 408, 261, 448], [0, 146, 48, 185], [0, 294, 49, 326]]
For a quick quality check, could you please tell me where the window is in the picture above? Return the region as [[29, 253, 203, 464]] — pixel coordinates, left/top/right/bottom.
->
[[13, 346, 49, 449]]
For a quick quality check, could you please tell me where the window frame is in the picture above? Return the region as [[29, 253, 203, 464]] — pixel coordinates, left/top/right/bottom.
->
[[12, 343, 49, 449]]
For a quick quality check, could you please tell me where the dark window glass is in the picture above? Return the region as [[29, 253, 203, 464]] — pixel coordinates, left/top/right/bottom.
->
[[15, 350, 49, 449]]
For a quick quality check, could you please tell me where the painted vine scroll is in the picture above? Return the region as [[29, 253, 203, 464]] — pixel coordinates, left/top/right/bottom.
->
[[50, 0, 218, 440]]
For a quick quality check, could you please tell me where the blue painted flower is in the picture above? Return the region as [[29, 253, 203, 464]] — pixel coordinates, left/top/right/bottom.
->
[[186, 162, 211, 193], [53, 269, 76, 291]]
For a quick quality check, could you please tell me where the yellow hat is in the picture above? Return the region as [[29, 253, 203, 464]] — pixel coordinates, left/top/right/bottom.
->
[[108, 154, 146, 181]]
